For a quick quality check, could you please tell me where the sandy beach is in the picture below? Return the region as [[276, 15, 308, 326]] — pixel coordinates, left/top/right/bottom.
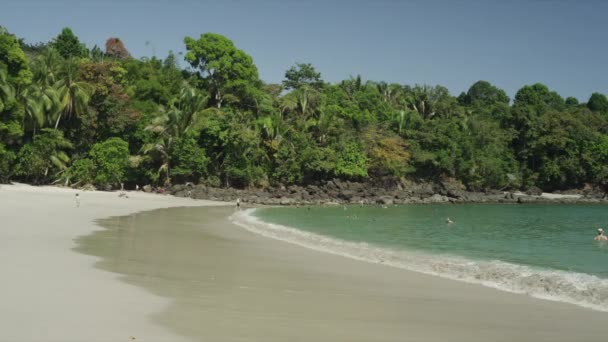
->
[[2, 185, 607, 341], [0, 184, 226, 342], [82, 207, 607, 341]]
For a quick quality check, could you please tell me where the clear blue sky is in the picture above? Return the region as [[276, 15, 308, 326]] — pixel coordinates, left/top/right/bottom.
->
[[2, 0, 606, 101]]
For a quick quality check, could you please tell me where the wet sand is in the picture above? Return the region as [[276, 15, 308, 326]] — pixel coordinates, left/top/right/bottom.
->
[[0, 184, 225, 342], [78, 206, 608, 342]]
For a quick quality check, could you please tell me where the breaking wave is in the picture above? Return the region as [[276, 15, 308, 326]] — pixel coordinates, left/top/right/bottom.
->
[[230, 208, 608, 312]]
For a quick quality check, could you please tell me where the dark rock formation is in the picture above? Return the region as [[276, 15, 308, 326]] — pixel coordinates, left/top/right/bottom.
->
[[165, 179, 608, 206]]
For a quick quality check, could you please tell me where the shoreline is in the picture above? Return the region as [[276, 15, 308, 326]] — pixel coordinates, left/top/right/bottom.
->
[[5, 181, 605, 206], [232, 207, 608, 313], [78, 205, 608, 341], [0, 183, 227, 342]]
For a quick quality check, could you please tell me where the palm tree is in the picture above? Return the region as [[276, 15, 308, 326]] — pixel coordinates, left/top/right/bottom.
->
[[53, 58, 92, 129], [278, 92, 297, 116], [377, 82, 402, 103], [0, 68, 15, 113], [305, 107, 335, 145], [256, 111, 293, 152], [279, 84, 320, 119], [394, 110, 407, 136], [340, 75, 363, 99], [2, 68, 44, 135], [142, 85, 215, 184], [31, 48, 61, 86], [17, 87, 48, 136], [406, 85, 459, 120], [13, 49, 65, 134]]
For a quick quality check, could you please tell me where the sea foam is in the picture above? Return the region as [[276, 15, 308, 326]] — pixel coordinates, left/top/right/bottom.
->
[[230, 208, 608, 312]]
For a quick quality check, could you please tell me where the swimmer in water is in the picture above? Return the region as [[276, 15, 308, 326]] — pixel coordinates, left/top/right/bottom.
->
[[446, 217, 453, 224], [594, 228, 608, 241]]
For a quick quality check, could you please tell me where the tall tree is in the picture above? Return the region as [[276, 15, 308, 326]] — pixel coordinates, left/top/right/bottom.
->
[[51, 28, 86, 59], [407, 85, 460, 120], [143, 85, 214, 184], [0, 68, 15, 113], [19, 82, 60, 134], [513, 83, 564, 111], [0, 27, 32, 88], [565, 97, 579, 106], [24, 49, 64, 132], [283, 63, 323, 90], [54, 58, 92, 129], [462, 80, 510, 106], [184, 33, 259, 108], [0, 67, 22, 145], [587, 93, 608, 113]]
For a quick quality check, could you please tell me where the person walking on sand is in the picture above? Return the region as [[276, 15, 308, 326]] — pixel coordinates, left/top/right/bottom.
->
[[74, 193, 80, 208], [594, 228, 608, 241], [118, 182, 129, 198]]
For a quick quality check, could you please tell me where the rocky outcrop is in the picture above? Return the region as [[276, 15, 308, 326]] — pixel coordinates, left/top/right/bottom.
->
[[164, 179, 608, 206]]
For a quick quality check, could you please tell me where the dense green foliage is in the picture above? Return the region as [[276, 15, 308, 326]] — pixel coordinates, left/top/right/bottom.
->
[[1, 26, 607, 192], [14, 128, 72, 184], [184, 33, 259, 109], [0, 143, 15, 182], [51, 28, 87, 59], [588, 93, 608, 114], [0, 27, 32, 87], [88, 137, 130, 186]]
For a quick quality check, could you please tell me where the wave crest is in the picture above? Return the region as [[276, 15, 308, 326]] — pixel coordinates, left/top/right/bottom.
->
[[230, 208, 608, 312]]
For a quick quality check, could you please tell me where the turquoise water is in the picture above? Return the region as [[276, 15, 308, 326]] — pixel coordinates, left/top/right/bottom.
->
[[254, 204, 608, 277], [231, 204, 608, 311]]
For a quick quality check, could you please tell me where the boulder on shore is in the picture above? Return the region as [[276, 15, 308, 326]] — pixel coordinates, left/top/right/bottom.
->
[[377, 196, 394, 205]]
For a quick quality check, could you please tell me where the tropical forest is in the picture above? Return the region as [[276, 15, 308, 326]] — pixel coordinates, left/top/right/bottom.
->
[[2, 26, 608, 192]]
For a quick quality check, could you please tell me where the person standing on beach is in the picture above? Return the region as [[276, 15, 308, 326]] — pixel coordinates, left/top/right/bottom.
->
[[594, 228, 608, 241], [236, 198, 241, 210], [74, 193, 80, 208]]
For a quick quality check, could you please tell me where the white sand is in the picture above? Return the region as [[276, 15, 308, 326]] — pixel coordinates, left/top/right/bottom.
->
[[0, 184, 226, 342]]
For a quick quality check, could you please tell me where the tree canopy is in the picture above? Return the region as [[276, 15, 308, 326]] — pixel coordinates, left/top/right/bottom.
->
[[51, 28, 87, 59], [283, 63, 324, 90], [1, 27, 607, 193], [0, 27, 32, 87], [588, 93, 608, 113], [461, 80, 510, 106], [184, 33, 258, 108]]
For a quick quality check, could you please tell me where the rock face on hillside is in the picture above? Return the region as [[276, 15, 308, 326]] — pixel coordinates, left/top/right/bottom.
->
[[166, 178, 607, 206]]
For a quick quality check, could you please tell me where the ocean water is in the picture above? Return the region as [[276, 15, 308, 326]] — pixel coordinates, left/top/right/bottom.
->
[[230, 204, 608, 311]]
